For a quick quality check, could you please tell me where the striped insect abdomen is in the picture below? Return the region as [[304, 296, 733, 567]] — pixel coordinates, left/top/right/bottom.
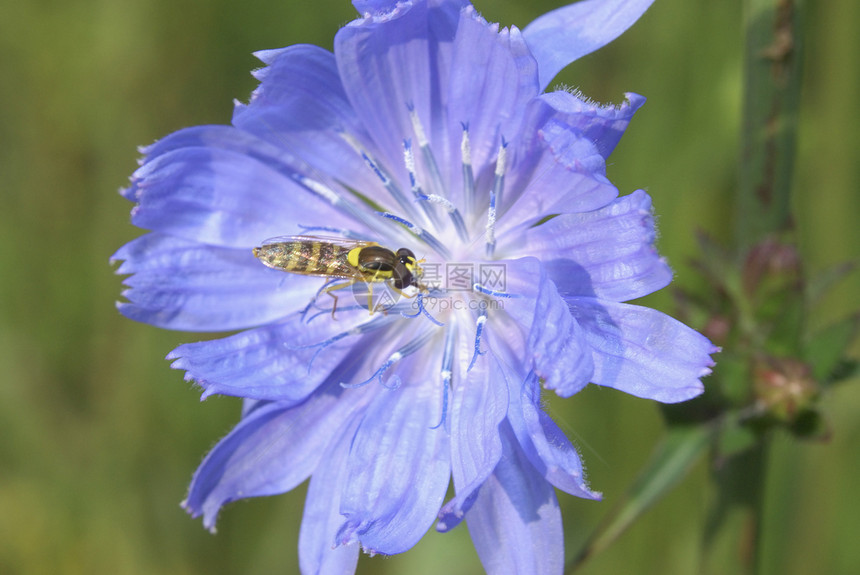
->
[[253, 240, 355, 277]]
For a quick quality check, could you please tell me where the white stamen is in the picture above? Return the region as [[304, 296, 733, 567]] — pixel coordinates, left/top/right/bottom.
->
[[404, 142, 417, 182], [421, 193, 457, 214], [485, 141, 507, 258], [409, 106, 429, 147], [296, 176, 340, 205], [495, 143, 507, 177], [485, 204, 496, 253], [461, 126, 475, 219], [460, 128, 472, 166]]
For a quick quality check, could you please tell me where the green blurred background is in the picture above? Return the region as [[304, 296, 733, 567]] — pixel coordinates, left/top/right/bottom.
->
[[2, 0, 858, 573]]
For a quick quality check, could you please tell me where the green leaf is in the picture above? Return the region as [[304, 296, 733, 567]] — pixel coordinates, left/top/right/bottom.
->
[[717, 416, 759, 458], [805, 261, 857, 309], [803, 313, 860, 383]]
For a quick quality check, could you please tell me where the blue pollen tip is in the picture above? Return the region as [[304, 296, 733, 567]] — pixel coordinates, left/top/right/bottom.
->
[[473, 284, 517, 298], [400, 293, 444, 326], [341, 359, 394, 389], [296, 224, 364, 239], [375, 211, 451, 259]]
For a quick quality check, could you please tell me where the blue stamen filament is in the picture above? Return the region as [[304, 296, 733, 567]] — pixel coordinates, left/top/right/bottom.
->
[[376, 211, 451, 259], [468, 311, 488, 371], [473, 283, 518, 298], [485, 140, 507, 258], [430, 326, 456, 429], [414, 192, 470, 243], [338, 130, 419, 223], [403, 139, 443, 229], [285, 317, 390, 373], [341, 331, 435, 390], [404, 120, 469, 242], [293, 173, 380, 233], [299, 278, 341, 322], [400, 292, 444, 326], [407, 104, 447, 204]]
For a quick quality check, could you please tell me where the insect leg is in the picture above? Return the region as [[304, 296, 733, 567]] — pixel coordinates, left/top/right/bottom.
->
[[322, 279, 358, 319]]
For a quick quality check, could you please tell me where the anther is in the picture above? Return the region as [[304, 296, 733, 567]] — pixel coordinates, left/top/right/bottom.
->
[[485, 140, 508, 258], [339, 131, 419, 221], [407, 104, 446, 200], [376, 212, 451, 259], [404, 139, 443, 229], [460, 124, 475, 219]]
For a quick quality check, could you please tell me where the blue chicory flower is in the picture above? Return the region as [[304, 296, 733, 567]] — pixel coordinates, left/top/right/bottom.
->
[[113, 0, 717, 573]]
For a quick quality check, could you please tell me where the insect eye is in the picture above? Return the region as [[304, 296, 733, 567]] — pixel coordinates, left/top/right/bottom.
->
[[363, 261, 394, 272], [396, 248, 416, 265], [357, 246, 396, 272]]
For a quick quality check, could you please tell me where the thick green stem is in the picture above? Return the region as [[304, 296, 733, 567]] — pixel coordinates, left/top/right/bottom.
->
[[736, 0, 804, 248], [705, 1, 805, 572]]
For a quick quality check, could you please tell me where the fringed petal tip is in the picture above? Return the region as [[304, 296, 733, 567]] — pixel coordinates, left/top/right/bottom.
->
[[251, 48, 282, 65], [435, 507, 465, 533], [570, 298, 718, 403], [435, 486, 480, 533], [180, 499, 218, 534], [349, 0, 410, 23], [334, 517, 361, 548]]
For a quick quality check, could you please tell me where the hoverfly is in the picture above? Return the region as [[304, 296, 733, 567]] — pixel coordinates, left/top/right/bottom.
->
[[253, 236, 424, 316]]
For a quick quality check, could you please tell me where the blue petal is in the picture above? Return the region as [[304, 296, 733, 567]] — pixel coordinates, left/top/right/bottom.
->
[[444, 8, 539, 192], [568, 297, 718, 402], [128, 126, 360, 248], [465, 421, 564, 575], [167, 310, 392, 402], [113, 233, 318, 331], [337, 354, 451, 555], [507, 371, 601, 500], [502, 258, 595, 397], [501, 118, 618, 228], [182, 387, 368, 532], [524, 90, 645, 160], [352, 0, 402, 14], [335, 0, 465, 179], [233, 45, 386, 204], [299, 416, 361, 575], [514, 189, 673, 302], [437, 349, 508, 532], [523, 0, 656, 90]]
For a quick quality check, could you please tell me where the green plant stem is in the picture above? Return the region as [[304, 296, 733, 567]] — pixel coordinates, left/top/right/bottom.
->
[[702, 439, 770, 575], [706, 1, 805, 572], [736, 0, 804, 248]]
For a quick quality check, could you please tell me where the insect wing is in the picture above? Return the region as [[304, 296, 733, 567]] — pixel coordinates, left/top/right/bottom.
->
[[256, 235, 375, 250]]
